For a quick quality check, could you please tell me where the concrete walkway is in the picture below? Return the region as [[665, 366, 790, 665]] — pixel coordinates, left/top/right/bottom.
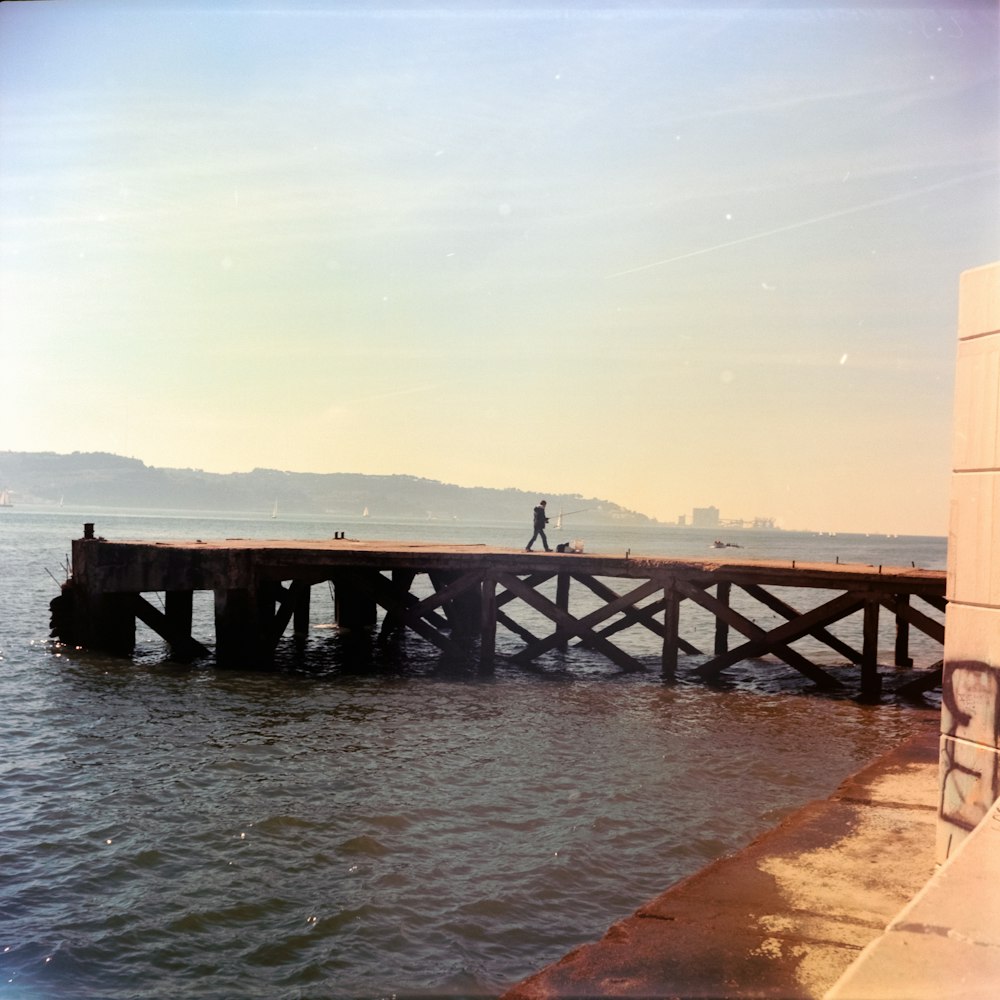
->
[[502, 715, 941, 1000], [826, 779, 1000, 999]]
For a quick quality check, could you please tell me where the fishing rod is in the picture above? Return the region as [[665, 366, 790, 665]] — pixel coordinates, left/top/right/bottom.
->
[[552, 506, 595, 528]]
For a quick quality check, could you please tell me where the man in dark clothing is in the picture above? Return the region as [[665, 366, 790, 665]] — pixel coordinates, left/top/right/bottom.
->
[[525, 500, 551, 552]]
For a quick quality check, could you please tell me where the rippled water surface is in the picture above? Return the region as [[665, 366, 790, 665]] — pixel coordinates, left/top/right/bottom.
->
[[1, 510, 943, 998]]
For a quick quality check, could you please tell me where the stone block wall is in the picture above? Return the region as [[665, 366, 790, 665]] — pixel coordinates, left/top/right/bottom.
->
[[939, 261, 1000, 861]]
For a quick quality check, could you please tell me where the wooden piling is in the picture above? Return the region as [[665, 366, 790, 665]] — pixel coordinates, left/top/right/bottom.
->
[[480, 572, 498, 673], [893, 593, 914, 667], [713, 581, 731, 655], [214, 587, 265, 668], [662, 584, 680, 680], [334, 570, 379, 630], [861, 599, 883, 702], [555, 571, 571, 652]]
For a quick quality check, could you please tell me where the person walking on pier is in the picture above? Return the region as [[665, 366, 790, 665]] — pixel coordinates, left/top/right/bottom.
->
[[526, 500, 551, 552]]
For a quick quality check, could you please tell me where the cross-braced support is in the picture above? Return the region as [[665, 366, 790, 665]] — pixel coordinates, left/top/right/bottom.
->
[[53, 534, 947, 695]]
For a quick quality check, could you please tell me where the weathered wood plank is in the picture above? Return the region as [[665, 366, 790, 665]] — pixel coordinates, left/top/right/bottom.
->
[[499, 572, 650, 672], [555, 572, 571, 651], [920, 594, 948, 613], [367, 570, 467, 658], [893, 663, 945, 699], [677, 578, 843, 686], [480, 572, 497, 671], [579, 593, 702, 656], [429, 570, 484, 636], [268, 580, 311, 647], [132, 593, 210, 661], [741, 583, 862, 663], [69, 536, 946, 596], [878, 593, 945, 644], [495, 573, 556, 609], [570, 574, 676, 647], [573, 575, 667, 635], [892, 592, 913, 667], [496, 608, 540, 645], [694, 588, 867, 685], [662, 584, 680, 679], [861, 599, 882, 701]]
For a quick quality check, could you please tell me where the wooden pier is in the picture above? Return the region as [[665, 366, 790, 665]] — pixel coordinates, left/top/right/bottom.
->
[[49, 528, 946, 699]]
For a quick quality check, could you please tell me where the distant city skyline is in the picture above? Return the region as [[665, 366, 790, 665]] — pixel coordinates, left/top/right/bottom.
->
[[1, 2, 997, 535], [686, 505, 774, 531]]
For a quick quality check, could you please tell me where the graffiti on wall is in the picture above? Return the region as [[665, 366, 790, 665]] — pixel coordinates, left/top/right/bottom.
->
[[939, 659, 1000, 857]]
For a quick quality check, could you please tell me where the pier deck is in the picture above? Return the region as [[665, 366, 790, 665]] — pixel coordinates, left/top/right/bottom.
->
[[50, 531, 946, 698]]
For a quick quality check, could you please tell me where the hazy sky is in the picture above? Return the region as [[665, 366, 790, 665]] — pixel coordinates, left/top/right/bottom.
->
[[1, 1, 997, 534]]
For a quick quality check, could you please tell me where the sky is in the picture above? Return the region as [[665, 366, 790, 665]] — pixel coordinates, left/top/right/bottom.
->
[[1, 1, 997, 535]]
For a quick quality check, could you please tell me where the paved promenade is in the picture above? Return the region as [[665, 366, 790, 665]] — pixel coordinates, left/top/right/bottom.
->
[[503, 715, 941, 999]]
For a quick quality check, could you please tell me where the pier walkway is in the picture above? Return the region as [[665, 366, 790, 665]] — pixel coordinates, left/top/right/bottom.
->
[[51, 528, 945, 697]]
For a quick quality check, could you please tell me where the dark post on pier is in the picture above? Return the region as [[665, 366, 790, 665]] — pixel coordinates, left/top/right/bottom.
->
[[49, 527, 946, 699]]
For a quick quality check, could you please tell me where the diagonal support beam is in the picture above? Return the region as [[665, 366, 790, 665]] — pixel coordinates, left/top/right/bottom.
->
[[499, 572, 652, 672], [892, 663, 944, 699], [690, 584, 866, 686], [429, 570, 486, 636], [422, 569, 485, 613], [132, 593, 210, 661], [372, 572, 468, 658], [679, 579, 834, 682], [741, 583, 862, 662], [570, 574, 702, 655], [350, 570, 468, 658], [495, 573, 555, 610], [920, 593, 948, 613], [573, 573, 666, 637], [878, 593, 945, 644], [267, 580, 311, 648], [497, 608, 541, 645], [416, 570, 485, 630]]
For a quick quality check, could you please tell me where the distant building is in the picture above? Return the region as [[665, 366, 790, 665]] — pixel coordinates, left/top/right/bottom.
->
[[692, 505, 720, 528]]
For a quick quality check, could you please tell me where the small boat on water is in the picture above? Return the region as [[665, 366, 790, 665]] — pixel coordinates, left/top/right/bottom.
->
[[0, 489, 13, 508], [711, 539, 741, 549]]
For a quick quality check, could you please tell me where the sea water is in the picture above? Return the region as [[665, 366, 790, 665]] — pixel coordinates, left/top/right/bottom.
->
[[0, 508, 944, 999]]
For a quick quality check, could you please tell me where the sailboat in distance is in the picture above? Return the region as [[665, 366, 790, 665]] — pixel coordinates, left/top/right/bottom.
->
[[271, 500, 278, 519], [0, 489, 13, 508]]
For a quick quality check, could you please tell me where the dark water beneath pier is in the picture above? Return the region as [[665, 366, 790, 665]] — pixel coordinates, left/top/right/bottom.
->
[[1, 509, 944, 998]]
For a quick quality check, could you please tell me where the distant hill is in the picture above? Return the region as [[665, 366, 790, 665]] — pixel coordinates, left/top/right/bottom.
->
[[0, 451, 655, 525]]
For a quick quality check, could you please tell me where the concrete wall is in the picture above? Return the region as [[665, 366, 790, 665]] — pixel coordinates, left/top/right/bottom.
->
[[939, 261, 1000, 862]]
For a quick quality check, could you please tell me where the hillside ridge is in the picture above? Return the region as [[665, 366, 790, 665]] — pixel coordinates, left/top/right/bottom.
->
[[0, 451, 654, 525]]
